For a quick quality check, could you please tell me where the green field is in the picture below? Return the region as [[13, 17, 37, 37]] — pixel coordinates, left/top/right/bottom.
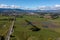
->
[[10, 15, 60, 40], [0, 16, 14, 39]]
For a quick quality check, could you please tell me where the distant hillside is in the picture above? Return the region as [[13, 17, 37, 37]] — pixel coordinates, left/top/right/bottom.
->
[[0, 8, 60, 14]]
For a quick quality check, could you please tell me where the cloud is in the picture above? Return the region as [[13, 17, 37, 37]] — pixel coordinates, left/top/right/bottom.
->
[[53, 5, 60, 10], [0, 4, 60, 10], [0, 4, 20, 9], [54, 5, 60, 7], [37, 6, 50, 10], [37, 4, 60, 10]]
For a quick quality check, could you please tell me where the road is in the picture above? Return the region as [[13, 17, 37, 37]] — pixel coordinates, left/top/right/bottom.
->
[[5, 20, 14, 40]]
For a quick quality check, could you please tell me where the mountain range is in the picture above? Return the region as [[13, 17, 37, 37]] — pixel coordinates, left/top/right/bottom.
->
[[0, 8, 60, 13]]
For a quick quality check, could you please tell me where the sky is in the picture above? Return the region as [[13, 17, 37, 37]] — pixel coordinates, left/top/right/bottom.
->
[[0, 0, 60, 10]]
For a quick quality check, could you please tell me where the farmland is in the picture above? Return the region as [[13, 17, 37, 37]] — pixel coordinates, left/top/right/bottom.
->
[[10, 15, 60, 40], [0, 16, 14, 40], [0, 14, 60, 40]]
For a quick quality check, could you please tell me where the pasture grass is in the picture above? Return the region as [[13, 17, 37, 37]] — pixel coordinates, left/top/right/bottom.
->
[[11, 15, 60, 40]]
